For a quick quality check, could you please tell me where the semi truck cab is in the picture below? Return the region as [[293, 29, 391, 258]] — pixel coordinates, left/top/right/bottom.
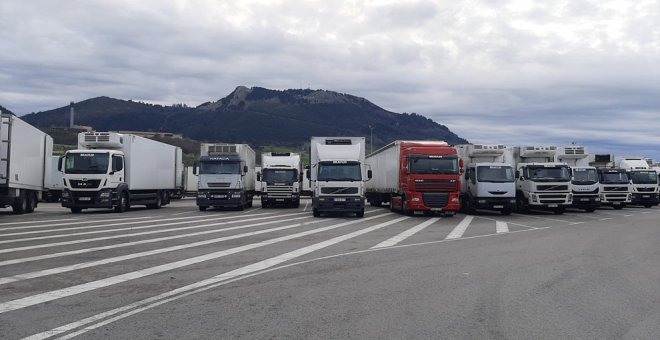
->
[[569, 166, 601, 212], [597, 168, 632, 209], [257, 152, 301, 208], [463, 162, 516, 214], [628, 170, 659, 207], [195, 155, 252, 210], [515, 162, 573, 213]]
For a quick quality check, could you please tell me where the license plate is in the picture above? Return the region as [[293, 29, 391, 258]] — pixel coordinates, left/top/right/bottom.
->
[[78, 197, 91, 201], [276, 199, 284, 202], [334, 198, 346, 202], [548, 204, 558, 208], [493, 205, 504, 209], [613, 202, 621, 205], [642, 195, 650, 198], [580, 198, 590, 201], [212, 195, 226, 199], [430, 208, 442, 211]]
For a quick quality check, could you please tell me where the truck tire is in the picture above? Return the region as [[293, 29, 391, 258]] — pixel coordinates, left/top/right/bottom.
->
[[147, 193, 163, 209], [115, 192, 129, 213], [554, 207, 565, 214], [516, 197, 528, 213], [70, 207, 83, 214], [613, 205, 624, 210], [313, 208, 320, 217], [585, 207, 596, 213], [464, 199, 476, 214], [199, 206, 208, 211], [501, 209, 512, 216], [356, 209, 364, 218], [26, 192, 37, 213], [402, 201, 413, 216], [12, 192, 28, 215], [643, 204, 653, 208]]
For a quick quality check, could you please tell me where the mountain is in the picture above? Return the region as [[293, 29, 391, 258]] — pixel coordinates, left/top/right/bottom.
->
[[21, 86, 468, 148], [0, 104, 15, 115]]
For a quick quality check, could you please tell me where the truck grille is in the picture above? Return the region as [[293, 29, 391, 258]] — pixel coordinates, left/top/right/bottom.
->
[[422, 193, 449, 208], [603, 186, 628, 192], [69, 179, 102, 189], [572, 188, 598, 195], [604, 193, 628, 202], [321, 187, 358, 194], [266, 185, 294, 197], [538, 193, 569, 204], [537, 185, 569, 191], [207, 182, 231, 188], [636, 187, 656, 192], [414, 179, 456, 192]]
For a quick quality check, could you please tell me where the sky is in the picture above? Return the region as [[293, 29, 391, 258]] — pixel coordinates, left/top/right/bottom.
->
[[1, 0, 659, 160]]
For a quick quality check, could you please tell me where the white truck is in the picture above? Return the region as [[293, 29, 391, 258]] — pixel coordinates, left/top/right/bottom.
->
[[615, 157, 659, 207], [45, 156, 65, 202], [308, 137, 371, 217], [183, 166, 198, 197], [257, 152, 302, 208], [195, 143, 256, 211], [588, 154, 631, 209], [511, 146, 572, 214], [1, 112, 54, 214], [60, 132, 184, 213], [556, 146, 600, 212], [456, 144, 516, 215]]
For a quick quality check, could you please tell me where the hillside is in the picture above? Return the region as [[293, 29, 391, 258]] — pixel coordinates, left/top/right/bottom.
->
[[0, 104, 15, 115], [21, 86, 468, 148]]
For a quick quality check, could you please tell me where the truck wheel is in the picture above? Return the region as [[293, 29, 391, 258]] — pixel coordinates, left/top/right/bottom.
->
[[293, 201, 300, 209], [501, 209, 512, 216], [585, 207, 596, 213], [516, 198, 528, 213], [554, 207, 565, 215], [356, 209, 364, 218], [643, 204, 652, 208], [147, 193, 163, 209], [163, 191, 171, 205], [313, 208, 320, 217], [402, 201, 413, 216], [198, 206, 208, 211], [613, 205, 624, 210], [11, 191, 28, 215], [26, 192, 37, 213], [70, 207, 83, 214], [464, 199, 476, 214], [115, 192, 129, 213]]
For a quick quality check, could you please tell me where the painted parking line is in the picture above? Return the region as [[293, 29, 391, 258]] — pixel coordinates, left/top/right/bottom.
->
[[511, 213, 571, 223], [445, 216, 474, 240], [597, 211, 633, 217], [495, 221, 509, 233], [371, 218, 439, 249], [474, 216, 539, 230]]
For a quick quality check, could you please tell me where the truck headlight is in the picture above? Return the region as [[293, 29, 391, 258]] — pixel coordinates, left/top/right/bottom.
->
[[62, 191, 70, 198], [411, 197, 420, 202], [99, 191, 111, 198], [478, 199, 487, 204], [452, 197, 460, 203], [530, 194, 537, 202]]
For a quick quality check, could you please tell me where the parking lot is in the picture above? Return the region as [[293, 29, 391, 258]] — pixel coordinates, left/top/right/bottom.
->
[[1, 199, 659, 339]]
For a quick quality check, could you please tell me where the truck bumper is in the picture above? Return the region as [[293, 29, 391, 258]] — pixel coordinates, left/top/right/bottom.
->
[[196, 190, 244, 208], [313, 196, 364, 213], [570, 195, 601, 209], [61, 189, 114, 209], [472, 197, 516, 211], [630, 193, 660, 206], [262, 194, 300, 205], [407, 192, 461, 213]]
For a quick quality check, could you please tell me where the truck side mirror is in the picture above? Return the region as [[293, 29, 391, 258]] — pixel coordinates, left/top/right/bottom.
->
[[193, 163, 198, 175], [367, 169, 372, 179], [306, 169, 310, 180], [299, 173, 303, 182], [459, 159, 465, 174], [58, 156, 64, 172], [256, 172, 261, 182], [243, 165, 248, 174]]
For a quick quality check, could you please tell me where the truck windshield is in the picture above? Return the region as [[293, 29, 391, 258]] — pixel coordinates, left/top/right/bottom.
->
[[527, 166, 571, 182], [629, 171, 658, 184], [410, 157, 458, 175], [599, 171, 629, 184], [317, 162, 362, 181], [64, 153, 110, 174], [477, 166, 514, 183], [572, 168, 598, 185], [200, 161, 240, 175], [263, 169, 298, 183]]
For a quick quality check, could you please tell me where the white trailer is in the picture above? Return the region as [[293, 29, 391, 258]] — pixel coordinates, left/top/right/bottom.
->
[[45, 156, 65, 202], [183, 166, 198, 196], [456, 144, 516, 215], [615, 157, 659, 207], [556, 146, 600, 212], [195, 143, 256, 211], [1, 113, 54, 214], [60, 132, 183, 213], [511, 146, 572, 214], [257, 152, 302, 208], [308, 137, 370, 217]]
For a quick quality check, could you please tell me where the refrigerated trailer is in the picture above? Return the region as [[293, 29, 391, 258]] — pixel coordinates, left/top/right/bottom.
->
[[0, 113, 54, 214], [257, 152, 302, 208], [367, 140, 461, 216], [456, 144, 515, 215], [45, 155, 65, 202], [195, 143, 256, 211], [556, 146, 600, 212], [60, 132, 184, 213], [615, 157, 659, 207]]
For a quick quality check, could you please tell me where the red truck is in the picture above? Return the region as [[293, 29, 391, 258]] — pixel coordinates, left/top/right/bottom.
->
[[365, 140, 463, 216]]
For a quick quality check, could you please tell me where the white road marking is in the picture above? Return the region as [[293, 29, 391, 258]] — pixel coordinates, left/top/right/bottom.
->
[[495, 221, 509, 233], [569, 221, 586, 225], [0, 212, 308, 254], [562, 213, 602, 220], [303, 201, 309, 211], [0, 218, 83, 226], [598, 218, 614, 221], [371, 218, 438, 248], [511, 213, 570, 223], [0, 216, 311, 267], [475, 216, 539, 230], [445, 216, 473, 239], [24, 215, 406, 339], [0, 215, 155, 232], [597, 211, 633, 217], [0, 213, 393, 314], [0, 212, 275, 238]]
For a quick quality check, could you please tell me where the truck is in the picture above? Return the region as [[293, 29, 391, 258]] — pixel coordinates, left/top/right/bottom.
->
[[44, 156, 65, 202], [1, 112, 54, 214], [455, 144, 515, 215], [366, 140, 461, 216], [555, 146, 600, 212], [615, 157, 659, 207], [60, 132, 183, 213], [588, 154, 631, 209], [511, 146, 572, 214], [257, 152, 302, 208], [195, 143, 256, 211], [183, 166, 198, 197], [308, 137, 371, 217]]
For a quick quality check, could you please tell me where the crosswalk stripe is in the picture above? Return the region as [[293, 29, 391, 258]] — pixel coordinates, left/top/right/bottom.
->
[[496, 221, 509, 233], [0, 213, 393, 314], [445, 216, 473, 239], [371, 218, 439, 248]]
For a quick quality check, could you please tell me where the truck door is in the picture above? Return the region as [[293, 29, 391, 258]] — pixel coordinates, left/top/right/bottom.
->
[[110, 155, 125, 186]]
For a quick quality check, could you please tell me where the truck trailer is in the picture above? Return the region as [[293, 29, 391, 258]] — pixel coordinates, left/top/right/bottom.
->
[[456, 144, 515, 215], [511, 146, 572, 214], [1, 112, 54, 214], [556, 146, 600, 212], [308, 137, 371, 217], [257, 152, 302, 208], [615, 157, 659, 207], [367, 140, 461, 216], [60, 132, 183, 213], [195, 143, 256, 211]]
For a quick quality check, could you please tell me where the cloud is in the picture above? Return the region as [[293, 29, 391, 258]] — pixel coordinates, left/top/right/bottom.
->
[[0, 0, 658, 159]]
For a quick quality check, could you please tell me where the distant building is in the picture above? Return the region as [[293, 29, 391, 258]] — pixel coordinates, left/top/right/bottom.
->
[[117, 130, 184, 139]]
